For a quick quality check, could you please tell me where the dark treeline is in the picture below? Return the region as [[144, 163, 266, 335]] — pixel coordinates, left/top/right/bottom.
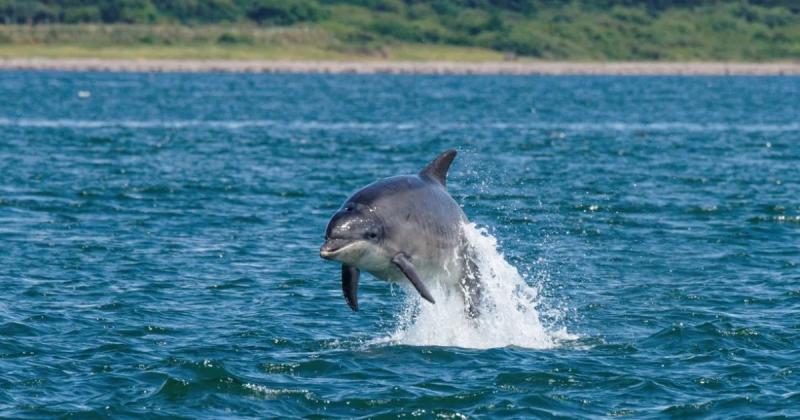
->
[[2, 0, 797, 25]]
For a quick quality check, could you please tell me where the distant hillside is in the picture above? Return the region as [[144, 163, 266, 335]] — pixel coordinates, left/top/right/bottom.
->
[[1, 1, 798, 60]]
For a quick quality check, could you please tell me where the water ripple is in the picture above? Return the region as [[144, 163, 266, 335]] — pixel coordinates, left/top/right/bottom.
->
[[1, 73, 798, 417]]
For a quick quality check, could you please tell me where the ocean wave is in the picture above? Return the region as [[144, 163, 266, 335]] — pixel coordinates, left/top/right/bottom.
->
[[0, 118, 797, 132]]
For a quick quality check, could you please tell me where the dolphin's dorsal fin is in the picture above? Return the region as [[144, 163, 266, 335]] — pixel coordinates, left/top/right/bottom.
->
[[420, 149, 457, 187]]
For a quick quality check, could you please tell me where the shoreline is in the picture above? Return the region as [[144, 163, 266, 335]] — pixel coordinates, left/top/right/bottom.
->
[[1, 58, 799, 75]]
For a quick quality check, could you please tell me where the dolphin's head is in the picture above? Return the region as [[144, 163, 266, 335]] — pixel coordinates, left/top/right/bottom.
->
[[320, 201, 387, 267]]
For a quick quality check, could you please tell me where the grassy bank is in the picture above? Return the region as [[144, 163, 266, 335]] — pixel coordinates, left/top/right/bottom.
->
[[0, 1, 798, 61], [0, 24, 503, 61]]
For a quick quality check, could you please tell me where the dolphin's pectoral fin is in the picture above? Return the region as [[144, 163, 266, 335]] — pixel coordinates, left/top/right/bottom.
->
[[391, 254, 436, 304], [419, 149, 457, 188], [342, 264, 360, 311]]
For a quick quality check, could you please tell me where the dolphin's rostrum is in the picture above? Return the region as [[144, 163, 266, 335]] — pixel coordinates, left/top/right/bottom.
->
[[320, 149, 480, 312]]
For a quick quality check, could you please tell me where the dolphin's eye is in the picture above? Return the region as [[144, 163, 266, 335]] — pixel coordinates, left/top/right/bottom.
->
[[366, 232, 377, 239], [344, 205, 354, 212]]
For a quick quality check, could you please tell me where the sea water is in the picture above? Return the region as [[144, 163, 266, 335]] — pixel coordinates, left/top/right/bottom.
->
[[0, 72, 798, 417]]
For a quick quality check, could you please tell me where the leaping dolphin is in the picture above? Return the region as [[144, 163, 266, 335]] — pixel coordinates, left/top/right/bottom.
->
[[320, 149, 480, 313]]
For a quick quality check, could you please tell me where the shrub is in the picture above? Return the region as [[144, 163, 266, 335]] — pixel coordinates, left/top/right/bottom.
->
[[450, 9, 494, 35], [63, 6, 102, 23], [217, 32, 253, 44], [370, 15, 421, 41], [492, 24, 545, 56], [98, 0, 159, 24], [153, 0, 240, 23], [247, 0, 326, 25], [0, 0, 59, 24]]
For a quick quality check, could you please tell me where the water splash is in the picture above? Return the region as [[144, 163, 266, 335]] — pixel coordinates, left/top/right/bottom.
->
[[382, 223, 574, 349]]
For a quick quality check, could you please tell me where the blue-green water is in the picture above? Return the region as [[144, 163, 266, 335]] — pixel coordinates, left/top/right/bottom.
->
[[1, 72, 799, 417]]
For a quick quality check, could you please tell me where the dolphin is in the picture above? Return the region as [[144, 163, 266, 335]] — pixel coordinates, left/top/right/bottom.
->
[[320, 149, 480, 313]]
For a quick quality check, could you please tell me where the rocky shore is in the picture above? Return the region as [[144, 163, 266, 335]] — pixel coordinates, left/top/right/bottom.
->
[[1, 58, 799, 75]]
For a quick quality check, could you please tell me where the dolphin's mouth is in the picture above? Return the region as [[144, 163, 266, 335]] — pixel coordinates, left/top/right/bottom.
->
[[320, 238, 361, 259]]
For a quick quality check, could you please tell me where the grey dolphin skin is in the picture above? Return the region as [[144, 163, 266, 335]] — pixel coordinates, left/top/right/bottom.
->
[[320, 149, 479, 312]]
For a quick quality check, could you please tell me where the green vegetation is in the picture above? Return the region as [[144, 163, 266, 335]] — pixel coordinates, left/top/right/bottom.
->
[[0, 1, 798, 61]]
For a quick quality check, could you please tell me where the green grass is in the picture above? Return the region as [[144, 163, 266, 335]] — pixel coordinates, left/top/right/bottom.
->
[[0, 24, 504, 61], [0, 42, 503, 61]]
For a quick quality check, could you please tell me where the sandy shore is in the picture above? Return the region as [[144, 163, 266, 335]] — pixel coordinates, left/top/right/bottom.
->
[[1, 58, 798, 75]]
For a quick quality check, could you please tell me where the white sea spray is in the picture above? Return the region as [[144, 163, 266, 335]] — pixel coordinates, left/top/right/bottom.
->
[[379, 223, 575, 349]]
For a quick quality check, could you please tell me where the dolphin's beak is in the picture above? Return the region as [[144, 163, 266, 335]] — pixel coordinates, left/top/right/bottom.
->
[[320, 238, 353, 260]]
